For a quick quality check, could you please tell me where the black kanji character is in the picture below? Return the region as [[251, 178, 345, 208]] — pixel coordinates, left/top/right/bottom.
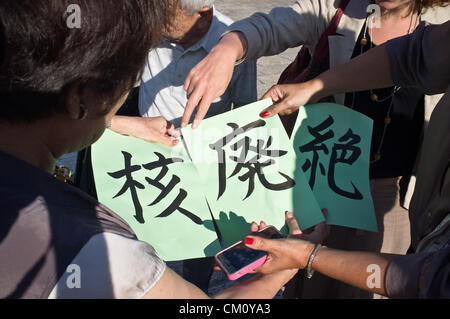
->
[[210, 120, 295, 200], [328, 129, 363, 200], [299, 116, 335, 189], [108, 151, 145, 223], [143, 152, 203, 225]]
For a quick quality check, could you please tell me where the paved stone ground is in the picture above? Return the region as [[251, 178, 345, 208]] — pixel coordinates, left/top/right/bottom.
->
[[216, 0, 299, 98]]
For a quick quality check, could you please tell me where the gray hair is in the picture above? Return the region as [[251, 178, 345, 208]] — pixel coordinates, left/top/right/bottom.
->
[[179, 0, 214, 15]]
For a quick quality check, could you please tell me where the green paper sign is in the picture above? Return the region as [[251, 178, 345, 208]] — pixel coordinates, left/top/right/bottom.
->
[[292, 103, 378, 232], [181, 99, 325, 246], [91, 101, 378, 262], [91, 129, 221, 261]]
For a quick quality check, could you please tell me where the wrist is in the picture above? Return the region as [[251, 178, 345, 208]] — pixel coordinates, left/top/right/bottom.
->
[[217, 31, 247, 63], [109, 115, 133, 136], [306, 243, 323, 279], [297, 241, 316, 269], [307, 78, 326, 103]]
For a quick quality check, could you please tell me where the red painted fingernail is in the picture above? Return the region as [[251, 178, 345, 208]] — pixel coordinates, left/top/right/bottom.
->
[[260, 111, 270, 118], [245, 237, 254, 245]]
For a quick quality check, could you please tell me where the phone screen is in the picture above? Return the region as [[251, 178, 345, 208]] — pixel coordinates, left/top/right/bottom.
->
[[216, 226, 285, 275], [216, 242, 267, 275]]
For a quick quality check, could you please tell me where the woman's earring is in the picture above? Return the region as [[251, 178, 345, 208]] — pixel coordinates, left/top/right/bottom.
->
[[78, 104, 88, 120]]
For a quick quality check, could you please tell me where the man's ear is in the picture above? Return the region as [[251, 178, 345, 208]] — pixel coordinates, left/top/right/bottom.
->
[[198, 6, 213, 17], [197, 7, 213, 28]]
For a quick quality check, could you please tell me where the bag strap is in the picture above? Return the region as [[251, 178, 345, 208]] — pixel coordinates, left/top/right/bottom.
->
[[277, 0, 352, 135], [277, 0, 352, 85], [312, 0, 351, 63]]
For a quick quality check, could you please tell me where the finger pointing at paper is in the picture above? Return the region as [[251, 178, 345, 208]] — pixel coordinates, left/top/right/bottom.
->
[[259, 80, 325, 119], [182, 32, 249, 129]]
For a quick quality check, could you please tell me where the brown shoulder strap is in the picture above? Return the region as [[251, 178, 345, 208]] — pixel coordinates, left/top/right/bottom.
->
[[278, 0, 351, 85], [313, 0, 351, 62]]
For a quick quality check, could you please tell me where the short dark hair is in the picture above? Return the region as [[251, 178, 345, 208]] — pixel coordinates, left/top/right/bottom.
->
[[0, 0, 175, 123]]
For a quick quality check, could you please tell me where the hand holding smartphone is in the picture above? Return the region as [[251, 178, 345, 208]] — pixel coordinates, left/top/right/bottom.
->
[[215, 226, 285, 281]]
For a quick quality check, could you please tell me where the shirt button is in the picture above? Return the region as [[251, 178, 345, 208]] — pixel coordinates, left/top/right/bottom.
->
[[428, 211, 433, 218]]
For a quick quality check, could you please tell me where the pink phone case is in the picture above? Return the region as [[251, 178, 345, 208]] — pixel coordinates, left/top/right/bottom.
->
[[226, 255, 268, 281], [215, 241, 268, 281]]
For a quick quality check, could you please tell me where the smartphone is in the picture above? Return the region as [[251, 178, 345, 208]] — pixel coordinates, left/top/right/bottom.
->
[[215, 226, 285, 281]]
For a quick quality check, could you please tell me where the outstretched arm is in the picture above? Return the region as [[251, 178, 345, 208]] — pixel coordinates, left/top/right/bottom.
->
[[110, 115, 180, 146], [245, 213, 396, 297], [261, 21, 450, 117], [245, 212, 450, 298], [182, 1, 331, 128], [260, 41, 393, 117]]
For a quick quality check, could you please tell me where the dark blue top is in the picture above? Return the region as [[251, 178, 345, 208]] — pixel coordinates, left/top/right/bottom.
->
[[344, 23, 425, 179]]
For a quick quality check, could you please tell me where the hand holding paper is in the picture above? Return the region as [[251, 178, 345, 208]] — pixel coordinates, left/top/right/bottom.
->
[[260, 80, 324, 118], [110, 115, 180, 146]]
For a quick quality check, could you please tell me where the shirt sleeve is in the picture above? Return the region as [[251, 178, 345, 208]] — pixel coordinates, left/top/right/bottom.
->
[[48, 233, 166, 299], [385, 246, 450, 298], [386, 21, 450, 95], [228, 0, 335, 61]]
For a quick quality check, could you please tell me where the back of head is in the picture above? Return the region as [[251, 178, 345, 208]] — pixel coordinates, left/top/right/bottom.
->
[[0, 0, 175, 124], [179, 0, 214, 15]]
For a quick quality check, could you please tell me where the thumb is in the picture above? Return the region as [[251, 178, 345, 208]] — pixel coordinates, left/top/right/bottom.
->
[[244, 236, 273, 253], [260, 99, 299, 118], [157, 134, 179, 147]]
